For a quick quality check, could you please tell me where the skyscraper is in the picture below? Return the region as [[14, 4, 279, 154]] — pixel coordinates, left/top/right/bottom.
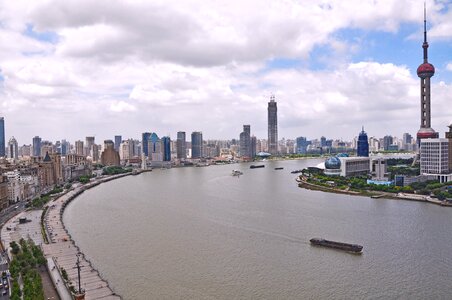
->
[[191, 131, 203, 159], [445, 124, 452, 172], [8, 137, 18, 159], [357, 127, 369, 157], [251, 136, 257, 158], [296, 136, 311, 154], [239, 125, 251, 158], [267, 95, 278, 155], [416, 5, 438, 144], [176, 131, 186, 159], [383, 135, 393, 151], [142, 132, 151, 157], [61, 139, 69, 156], [75, 140, 84, 156], [114, 135, 122, 152], [32, 136, 42, 157], [0, 117, 4, 157], [86, 136, 95, 157], [402, 133, 413, 151], [162, 136, 171, 161]]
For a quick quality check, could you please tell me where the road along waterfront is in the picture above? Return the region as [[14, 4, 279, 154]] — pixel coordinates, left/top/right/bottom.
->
[[64, 159, 452, 299]]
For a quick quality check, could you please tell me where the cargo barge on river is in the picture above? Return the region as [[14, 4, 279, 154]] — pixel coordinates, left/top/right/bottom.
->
[[310, 238, 363, 254]]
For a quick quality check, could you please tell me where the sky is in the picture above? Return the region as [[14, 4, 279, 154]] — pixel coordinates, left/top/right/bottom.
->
[[0, 0, 452, 145]]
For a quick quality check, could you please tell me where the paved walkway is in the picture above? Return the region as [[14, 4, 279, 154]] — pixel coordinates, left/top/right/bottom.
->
[[43, 178, 125, 300], [1, 209, 66, 299], [1, 210, 44, 249]]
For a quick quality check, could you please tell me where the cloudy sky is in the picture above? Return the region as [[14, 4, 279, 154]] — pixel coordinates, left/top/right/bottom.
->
[[1, 0, 452, 145]]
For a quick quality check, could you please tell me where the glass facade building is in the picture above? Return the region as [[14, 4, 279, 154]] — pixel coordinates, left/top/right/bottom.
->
[[191, 131, 203, 159], [142, 132, 151, 157], [296, 136, 311, 154], [162, 136, 171, 161], [357, 127, 369, 157], [176, 131, 186, 159], [114, 135, 122, 152], [32, 136, 42, 157]]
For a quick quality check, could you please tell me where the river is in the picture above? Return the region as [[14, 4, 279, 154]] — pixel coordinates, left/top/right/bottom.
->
[[63, 159, 452, 299]]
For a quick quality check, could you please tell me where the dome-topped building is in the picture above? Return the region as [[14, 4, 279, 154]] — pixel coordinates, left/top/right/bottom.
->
[[324, 156, 341, 176], [325, 157, 341, 169]]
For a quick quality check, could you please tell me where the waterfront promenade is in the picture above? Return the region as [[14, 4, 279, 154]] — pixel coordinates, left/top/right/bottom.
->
[[1, 209, 62, 299], [42, 175, 130, 300]]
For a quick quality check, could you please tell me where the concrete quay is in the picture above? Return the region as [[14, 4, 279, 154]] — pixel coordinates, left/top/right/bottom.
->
[[43, 174, 130, 300]]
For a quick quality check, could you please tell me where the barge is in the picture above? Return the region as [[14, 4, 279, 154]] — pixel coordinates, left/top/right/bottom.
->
[[310, 238, 363, 254]]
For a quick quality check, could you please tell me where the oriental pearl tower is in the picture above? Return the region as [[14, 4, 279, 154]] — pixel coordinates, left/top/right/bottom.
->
[[416, 4, 438, 143]]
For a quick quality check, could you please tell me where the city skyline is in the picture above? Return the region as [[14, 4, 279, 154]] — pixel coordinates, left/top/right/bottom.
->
[[1, 1, 452, 143]]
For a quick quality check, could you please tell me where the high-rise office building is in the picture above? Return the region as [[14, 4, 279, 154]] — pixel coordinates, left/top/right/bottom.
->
[[420, 138, 449, 174], [320, 136, 327, 147], [101, 140, 120, 166], [142, 132, 151, 157], [86, 136, 95, 157], [191, 131, 203, 159], [61, 139, 69, 156], [114, 135, 122, 152], [402, 133, 413, 151], [296, 137, 311, 154], [416, 6, 438, 144], [32, 136, 42, 157], [239, 125, 251, 158], [251, 136, 257, 158], [177, 131, 187, 159], [357, 127, 369, 157], [8, 137, 18, 159], [162, 136, 171, 161], [267, 95, 278, 155], [147, 133, 162, 161], [0, 117, 4, 157], [445, 124, 452, 172], [75, 140, 84, 156], [383, 136, 393, 151]]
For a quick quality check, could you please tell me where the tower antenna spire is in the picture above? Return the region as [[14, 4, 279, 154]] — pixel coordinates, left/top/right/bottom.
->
[[423, 2, 429, 62], [424, 2, 427, 44]]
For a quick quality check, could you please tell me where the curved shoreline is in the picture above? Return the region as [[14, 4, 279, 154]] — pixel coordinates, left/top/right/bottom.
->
[[297, 176, 452, 206], [43, 173, 134, 300]]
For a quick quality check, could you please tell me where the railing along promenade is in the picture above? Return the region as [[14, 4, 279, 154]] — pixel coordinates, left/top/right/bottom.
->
[[43, 173, 132, 300]]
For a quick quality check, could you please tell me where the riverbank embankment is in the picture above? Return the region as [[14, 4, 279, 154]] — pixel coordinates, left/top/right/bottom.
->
[[297, 176, 452, 206], [42, 173, 133, 300]]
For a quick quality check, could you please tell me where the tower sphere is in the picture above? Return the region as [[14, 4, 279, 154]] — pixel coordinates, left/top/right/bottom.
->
[[417, 62, 435, 78]]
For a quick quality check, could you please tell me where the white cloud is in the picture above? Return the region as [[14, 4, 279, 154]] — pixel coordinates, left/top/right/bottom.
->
[[0, 0, 451, 144], [446, 63, 452, 71], [109, 101, 136, 113]]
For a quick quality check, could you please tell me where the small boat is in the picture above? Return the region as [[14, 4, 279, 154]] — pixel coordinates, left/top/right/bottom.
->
[[250, 165, 265, 169], [232, 170, 243, 176], [291, 170, 302, 174], [310, 238, 363, 254], [274, 167, 284, 170]]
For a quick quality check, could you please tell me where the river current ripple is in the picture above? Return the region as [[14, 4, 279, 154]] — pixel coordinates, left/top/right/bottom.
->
[[64, 159, 452, 299]]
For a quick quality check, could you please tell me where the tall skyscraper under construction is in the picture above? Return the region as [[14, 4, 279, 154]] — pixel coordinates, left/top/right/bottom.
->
[[268, 95, 278, 155]]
